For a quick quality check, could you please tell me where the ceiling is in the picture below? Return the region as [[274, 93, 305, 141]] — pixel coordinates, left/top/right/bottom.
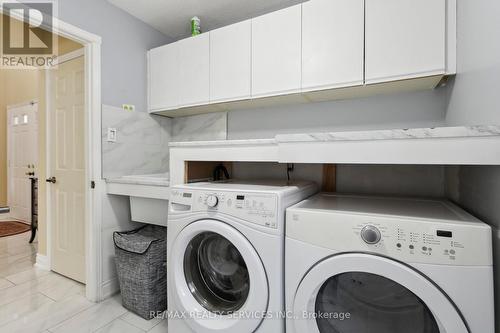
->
[[108, 0, 306, 40]]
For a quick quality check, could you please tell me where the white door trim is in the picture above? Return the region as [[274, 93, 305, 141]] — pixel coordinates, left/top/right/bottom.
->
[[55, 48, 85, 65], [0, 6, 104, 302]]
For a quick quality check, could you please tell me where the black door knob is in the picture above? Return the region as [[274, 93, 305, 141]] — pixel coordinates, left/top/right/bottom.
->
[[46, 177, 57, 184]]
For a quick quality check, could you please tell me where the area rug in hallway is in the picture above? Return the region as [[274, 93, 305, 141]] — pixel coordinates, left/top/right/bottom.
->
[[0, 221, 30, 238]]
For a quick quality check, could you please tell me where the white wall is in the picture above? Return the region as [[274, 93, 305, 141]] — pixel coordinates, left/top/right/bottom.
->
[[233, 163, 446, 198], [228, 89, 447, 139], [57, 0, 172, 111], [446, 167, 500, 332], [444, 0, 500, 125], [337, 165, 446, 198], [441, 1, 500, 330]]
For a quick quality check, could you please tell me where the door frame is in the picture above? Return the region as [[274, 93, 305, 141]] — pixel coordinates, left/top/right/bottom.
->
[[0, 7, 104, 302], [6, 100, 38, 222]]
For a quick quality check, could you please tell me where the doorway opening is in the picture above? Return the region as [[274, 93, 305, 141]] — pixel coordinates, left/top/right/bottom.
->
[[0, 10, 102, 303]]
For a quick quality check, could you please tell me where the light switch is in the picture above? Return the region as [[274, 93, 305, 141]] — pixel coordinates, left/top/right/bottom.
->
[[107, 128, 117, 142]]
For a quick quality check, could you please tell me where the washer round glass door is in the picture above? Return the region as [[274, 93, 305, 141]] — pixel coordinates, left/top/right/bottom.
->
[[171, 219, 268, 333], [184, 231, 250, 314], [293, 253, 468, 333]]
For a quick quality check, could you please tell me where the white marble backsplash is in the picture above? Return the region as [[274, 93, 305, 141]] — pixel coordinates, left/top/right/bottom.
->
[[102, 107, 228, 179], [102, 105, 171, 179], [171, 112, 227, 142]]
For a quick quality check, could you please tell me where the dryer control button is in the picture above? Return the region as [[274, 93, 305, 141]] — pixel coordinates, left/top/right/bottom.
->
[[361, 225, 382, 244], [206, 195, 219, 208]]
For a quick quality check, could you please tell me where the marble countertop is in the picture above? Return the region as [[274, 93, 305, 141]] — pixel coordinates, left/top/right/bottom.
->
[[275, 125, 500, 143], [106, 173, 170, 187], [169, 125, 500, 148], [169, 138, 277, 147]]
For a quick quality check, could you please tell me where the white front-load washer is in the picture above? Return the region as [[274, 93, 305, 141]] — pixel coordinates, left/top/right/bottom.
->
[[285, 193, 494, 333], [167, 180, 318, 333]]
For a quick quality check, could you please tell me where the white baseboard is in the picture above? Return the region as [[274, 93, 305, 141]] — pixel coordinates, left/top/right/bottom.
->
[[34, 253, 50, 271], [102, 277, 120, 300]]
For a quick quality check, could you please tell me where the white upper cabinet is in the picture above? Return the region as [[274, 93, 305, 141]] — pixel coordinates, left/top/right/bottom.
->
[[148, 0, 454, 116], [178, 33, 210, 107], [251, 5, 302, 98], [365, 0, 447, 84], [210, 20, 251, 103], [148, 42, 179, 111], [302, 0, 364, 91]]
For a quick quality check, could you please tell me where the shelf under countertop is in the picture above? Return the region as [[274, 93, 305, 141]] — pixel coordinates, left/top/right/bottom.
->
[[167, 126, 500, 185]]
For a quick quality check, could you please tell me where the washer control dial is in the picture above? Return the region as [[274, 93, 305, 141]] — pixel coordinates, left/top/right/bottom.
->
[[206, 195, 219, 208], [361, 225, 382, 244]]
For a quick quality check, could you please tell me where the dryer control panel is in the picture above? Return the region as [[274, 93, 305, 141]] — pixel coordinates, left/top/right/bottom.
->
[[347, 218, 491, 265], [170, 189, 279, 229], [288, 208, 493, 266]]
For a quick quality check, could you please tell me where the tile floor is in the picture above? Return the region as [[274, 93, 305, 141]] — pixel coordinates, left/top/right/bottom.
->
[[0, 228, 168, 333]]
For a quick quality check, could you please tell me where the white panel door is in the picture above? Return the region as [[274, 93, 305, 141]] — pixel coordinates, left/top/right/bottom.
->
[[49, 55, 86, 283], [252, 4, 302, 98], [210, 20, 251, 103], [302, 0, 364, 91], [7, 103, 38, 222], [365, 0, 446, 84], [148, 42, 179, 111], [178, 33, 210, 107]]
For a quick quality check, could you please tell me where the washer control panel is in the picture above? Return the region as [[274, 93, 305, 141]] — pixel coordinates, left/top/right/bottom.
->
[[170, 189, 279, 229]]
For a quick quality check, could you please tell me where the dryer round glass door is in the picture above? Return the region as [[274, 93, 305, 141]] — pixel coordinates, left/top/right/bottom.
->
[[184, 231, 250, 314], [315, 272, 438, 332], [292, 253, 468, 333], [171, 219, 269, 333]]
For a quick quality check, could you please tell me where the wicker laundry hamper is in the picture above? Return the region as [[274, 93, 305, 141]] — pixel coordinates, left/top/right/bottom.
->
[[113, 225, 168, 319]]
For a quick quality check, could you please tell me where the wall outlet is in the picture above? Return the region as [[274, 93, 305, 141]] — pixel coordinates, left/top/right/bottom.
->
[[107, 128, 117, 142], [122, 104, 135, 112]]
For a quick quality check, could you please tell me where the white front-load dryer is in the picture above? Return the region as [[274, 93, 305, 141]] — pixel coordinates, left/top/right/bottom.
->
[[167, 180, 317, 333], [285, 193, 494, 333]]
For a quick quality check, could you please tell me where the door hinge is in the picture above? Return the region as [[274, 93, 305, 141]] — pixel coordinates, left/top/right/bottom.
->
[[90, 181, 96, 189]]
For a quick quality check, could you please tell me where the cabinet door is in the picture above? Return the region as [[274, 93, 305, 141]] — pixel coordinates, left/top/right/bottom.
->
[[302, 0, 364, 91], [148, 43, 179, 111], [252, 5, 302, 98], [178, 33, 210, 107], [365, 0, 446, 84], [210, 20, 251, 103]]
